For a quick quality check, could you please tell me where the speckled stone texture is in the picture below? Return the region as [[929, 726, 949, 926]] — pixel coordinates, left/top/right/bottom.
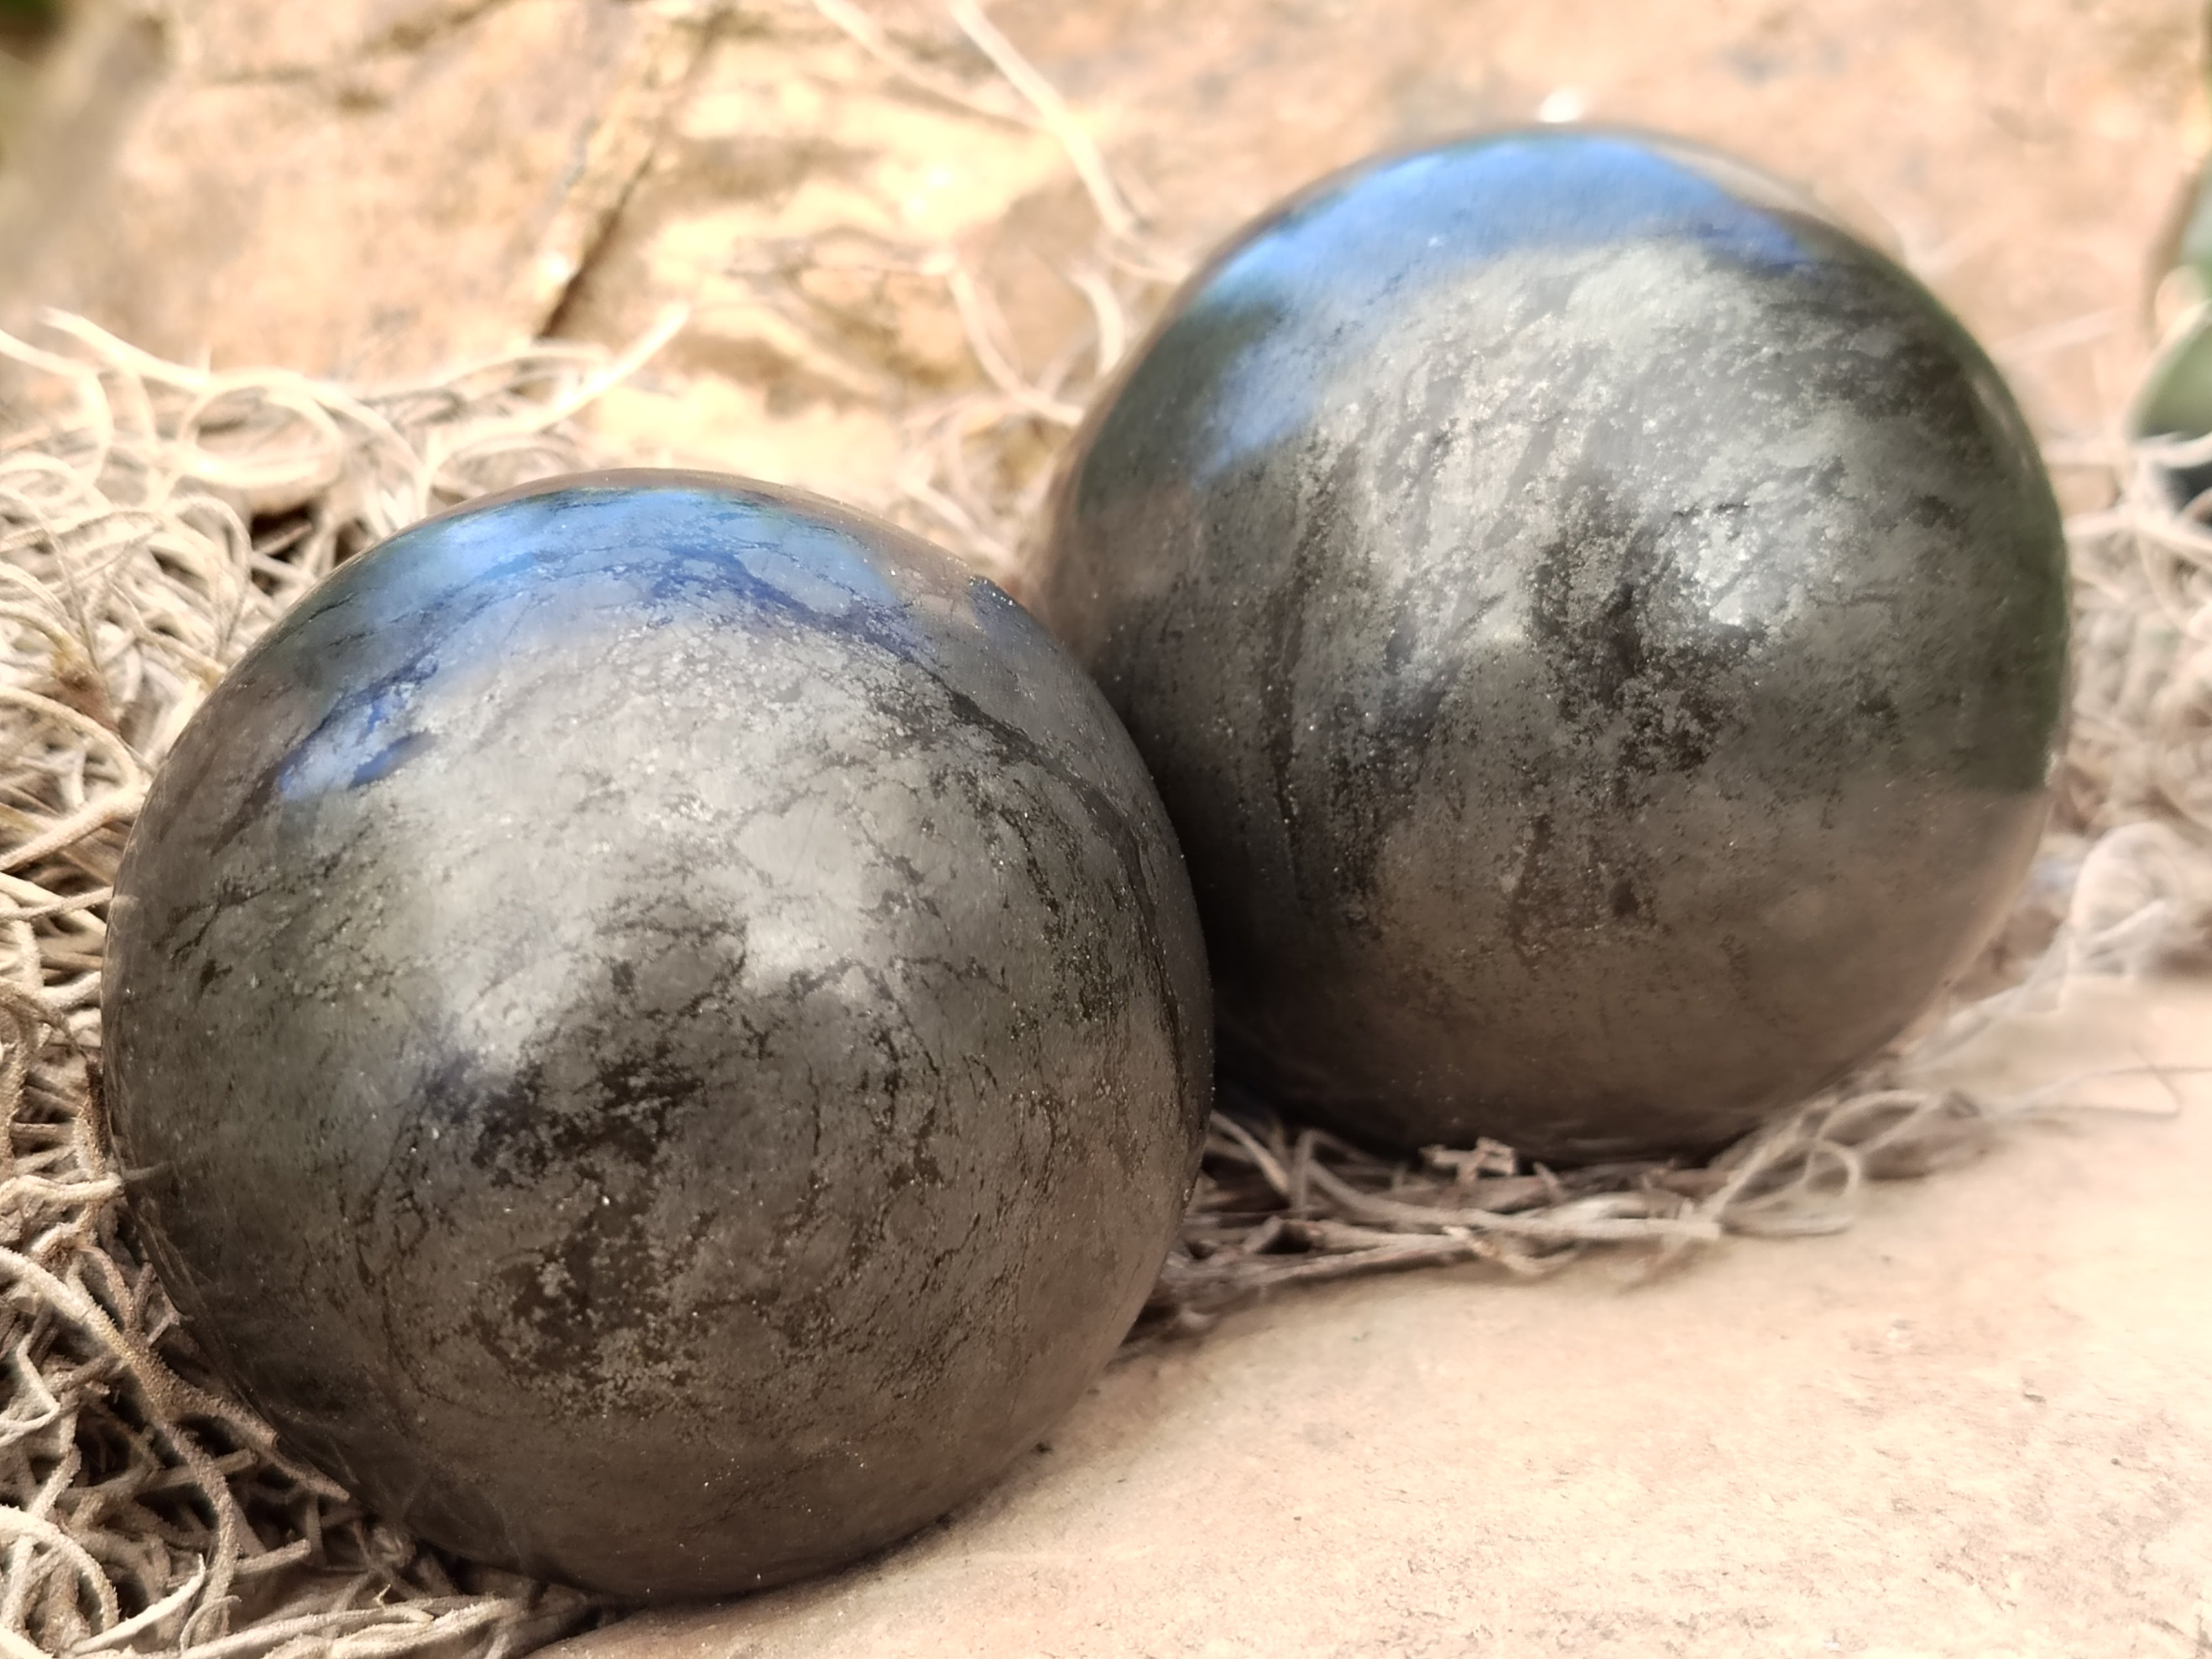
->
[[1029, 129, 2068, 1163], [102, 472, 1211, 1600]]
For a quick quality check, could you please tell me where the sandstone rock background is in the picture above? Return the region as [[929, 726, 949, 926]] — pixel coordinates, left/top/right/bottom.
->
[[24, 0, 2210, 510]]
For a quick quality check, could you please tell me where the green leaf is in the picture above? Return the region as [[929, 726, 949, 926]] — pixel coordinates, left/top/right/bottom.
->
[[2132, 304, 2212, 441]]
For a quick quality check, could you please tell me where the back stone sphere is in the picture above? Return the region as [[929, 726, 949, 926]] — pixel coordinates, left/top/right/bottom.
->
[[1029, 129, 2067, 1164], [103, 472, 1211, 1599]]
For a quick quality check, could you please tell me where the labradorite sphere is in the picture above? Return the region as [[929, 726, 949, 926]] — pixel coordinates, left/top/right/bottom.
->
[[103, 472, 1211, 1599], [1029, 129, 2067, 1162]]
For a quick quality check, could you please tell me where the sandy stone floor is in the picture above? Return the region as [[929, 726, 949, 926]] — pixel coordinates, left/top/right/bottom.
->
[[550, 978, 2212, 1658], [20, 0, 2212, 1652]]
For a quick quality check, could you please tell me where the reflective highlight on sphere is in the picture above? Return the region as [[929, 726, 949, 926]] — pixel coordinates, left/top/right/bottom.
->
[[1030, 130, 2068, 1162], [104, 472, 1212, 1599]]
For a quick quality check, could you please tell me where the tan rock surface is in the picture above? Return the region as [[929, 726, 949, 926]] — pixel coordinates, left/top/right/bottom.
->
[[561, 0, 2206, 521], [990, 0, 2204, 440], [31, 1, 2206, 517], [550, 976, 2212, 1658], [28, 0, 700, 379]]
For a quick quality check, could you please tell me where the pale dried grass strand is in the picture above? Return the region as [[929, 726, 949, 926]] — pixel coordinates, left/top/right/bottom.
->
[[0, 313, 659, 1659]]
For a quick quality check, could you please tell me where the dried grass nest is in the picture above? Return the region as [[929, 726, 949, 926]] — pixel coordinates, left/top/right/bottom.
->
[[0, 60, 2208, 1659]]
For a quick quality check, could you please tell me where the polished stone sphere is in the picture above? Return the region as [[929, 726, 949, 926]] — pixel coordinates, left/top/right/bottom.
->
[[104, 471, 1211, 1599], [1029, 129, 2067, 1163]]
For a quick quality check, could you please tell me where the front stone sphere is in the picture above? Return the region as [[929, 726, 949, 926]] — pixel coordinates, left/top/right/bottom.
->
[[1028, 129, 2067, 1163], [103, 472, 1211, 1599]]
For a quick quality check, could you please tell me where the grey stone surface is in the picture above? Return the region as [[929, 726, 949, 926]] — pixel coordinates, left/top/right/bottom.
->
[[102, 472, 1211, 1600], [1031, 129, 2069, 1162]]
